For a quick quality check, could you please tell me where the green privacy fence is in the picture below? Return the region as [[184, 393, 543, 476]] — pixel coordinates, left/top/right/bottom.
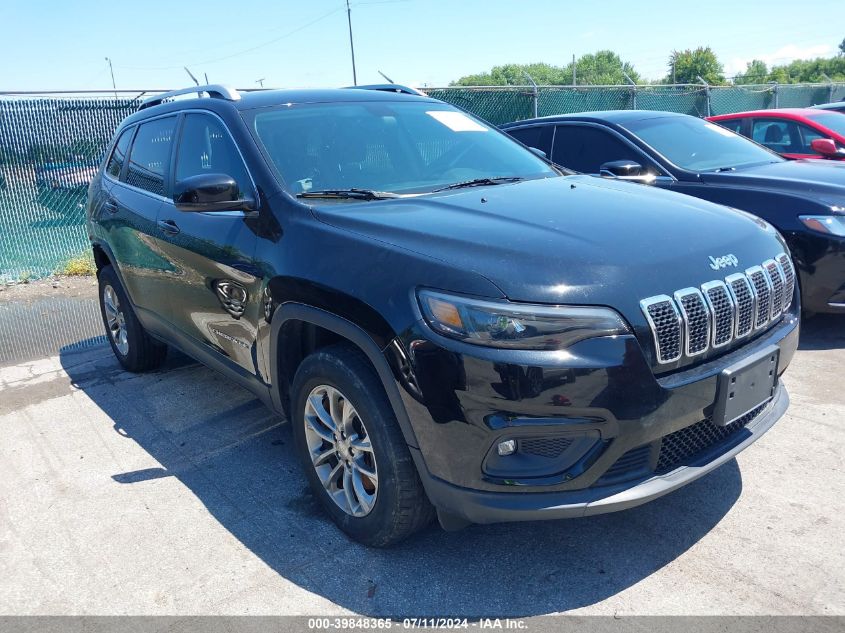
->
[[1, 83, 844, 281], [426, 82, 845, 125]]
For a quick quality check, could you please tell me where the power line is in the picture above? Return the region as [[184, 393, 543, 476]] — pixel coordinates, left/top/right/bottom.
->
[[116, 6, 345, 71]]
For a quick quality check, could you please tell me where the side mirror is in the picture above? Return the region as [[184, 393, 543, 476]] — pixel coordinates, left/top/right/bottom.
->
[[810, 138, 845, 158], [600, 160, 644, 178], [528, 146, 548, 159], [173, 173, 254, 212]]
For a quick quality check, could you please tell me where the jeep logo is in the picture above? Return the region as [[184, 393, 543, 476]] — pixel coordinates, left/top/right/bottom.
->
[[709, 254, 739, 271]]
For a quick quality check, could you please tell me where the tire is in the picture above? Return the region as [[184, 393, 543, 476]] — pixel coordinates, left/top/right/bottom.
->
[[290, 343, 434, 546], [97, 265, 167, 372]]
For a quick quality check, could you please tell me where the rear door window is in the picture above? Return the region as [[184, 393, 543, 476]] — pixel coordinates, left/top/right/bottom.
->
[[174, 113, 252, 197], [125, 116, 177, 196], [552, 125, 644, 173], [715, 118, 744, 135], [507, 125, 553, 157], [105, 127, 134, 179], [751, 119, 800, 154]]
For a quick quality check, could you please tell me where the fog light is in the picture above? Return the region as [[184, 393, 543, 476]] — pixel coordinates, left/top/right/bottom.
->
[[497, 439, 516, 456]]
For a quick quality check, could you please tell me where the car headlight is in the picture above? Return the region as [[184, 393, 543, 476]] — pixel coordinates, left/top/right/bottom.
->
[[417, 289, 630, 350], [799, 215, 845, 237]]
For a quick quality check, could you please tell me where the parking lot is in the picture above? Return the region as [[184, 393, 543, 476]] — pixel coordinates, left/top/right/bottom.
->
[[0, 312, 843, 617]]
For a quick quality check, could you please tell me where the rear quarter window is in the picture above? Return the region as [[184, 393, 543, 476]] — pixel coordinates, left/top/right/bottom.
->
[[105, 127, 134, 179]]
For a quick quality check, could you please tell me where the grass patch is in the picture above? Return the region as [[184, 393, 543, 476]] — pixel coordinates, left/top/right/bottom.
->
[[58, 252, 96, 277]]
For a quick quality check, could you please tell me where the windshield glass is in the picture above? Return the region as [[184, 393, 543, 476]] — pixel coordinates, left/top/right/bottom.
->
[[621, 115, 783, 171], [807, 112, 845, 138], [249, 101, 556, 196]]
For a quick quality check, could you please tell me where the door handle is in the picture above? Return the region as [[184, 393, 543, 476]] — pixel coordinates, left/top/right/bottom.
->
[[103, 198, 118, 214], [157, 219, 180, 235]]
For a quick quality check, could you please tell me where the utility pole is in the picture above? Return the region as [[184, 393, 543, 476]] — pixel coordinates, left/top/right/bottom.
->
[[346, 0, 358, 86], [572, 53, 576, 86], [105, 57, 117, 99]]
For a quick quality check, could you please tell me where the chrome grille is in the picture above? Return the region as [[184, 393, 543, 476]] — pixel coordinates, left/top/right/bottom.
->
[[764, 259, 785, 317], [674, 289, 709, 356], [746, 266, 772, 330], [726, 273, 755, 339], [776, 253, 795, 311], [641, 296, 682, 363], [702, 281, 734, 348], [642, 253, 792, 365]]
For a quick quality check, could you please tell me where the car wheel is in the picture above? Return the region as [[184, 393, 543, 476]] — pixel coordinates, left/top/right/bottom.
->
[[291, 344, 434, 546], [98, 265, 167, 372]]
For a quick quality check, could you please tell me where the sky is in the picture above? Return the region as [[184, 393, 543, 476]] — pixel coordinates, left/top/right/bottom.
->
[[1, 0, 844, 92]]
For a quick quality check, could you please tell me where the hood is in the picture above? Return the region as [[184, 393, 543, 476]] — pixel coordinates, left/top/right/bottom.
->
[[700, 159, 845, 206], [313, 176, 787, 323]]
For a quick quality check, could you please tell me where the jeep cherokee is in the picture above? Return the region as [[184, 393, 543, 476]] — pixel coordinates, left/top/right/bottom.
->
[[87, 85, 799, 546]]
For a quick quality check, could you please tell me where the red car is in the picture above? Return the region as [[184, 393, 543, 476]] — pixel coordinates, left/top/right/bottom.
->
[[708, 108, 845, 161]]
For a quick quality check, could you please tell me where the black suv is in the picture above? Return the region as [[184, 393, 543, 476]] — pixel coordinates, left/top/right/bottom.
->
[[88, 85, 799, 546]]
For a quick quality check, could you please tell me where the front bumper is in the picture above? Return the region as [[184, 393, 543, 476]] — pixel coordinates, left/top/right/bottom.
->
[[391, 308, 799, 525], [413, 384, 787, 524]]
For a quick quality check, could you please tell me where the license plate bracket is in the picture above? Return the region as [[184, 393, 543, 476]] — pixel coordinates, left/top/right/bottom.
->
[[713, 345, 779, 427]]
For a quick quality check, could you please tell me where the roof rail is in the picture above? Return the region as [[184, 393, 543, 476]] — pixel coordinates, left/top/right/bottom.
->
[[345, 84, 427, 96], [138, 85, 241, 110]]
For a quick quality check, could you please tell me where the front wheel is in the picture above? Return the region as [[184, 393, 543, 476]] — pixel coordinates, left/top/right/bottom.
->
[[290, 344, 434, 546]]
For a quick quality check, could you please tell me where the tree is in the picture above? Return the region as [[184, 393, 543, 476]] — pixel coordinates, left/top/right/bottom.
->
[[667, 47, 725, 85], [840, 37, 845, 56], [734, 59, 769, 85], [451, 63, 569, 86], [573, 50, 641, 85], [451, 52, 640, 86], [768, 56, 845, 83]]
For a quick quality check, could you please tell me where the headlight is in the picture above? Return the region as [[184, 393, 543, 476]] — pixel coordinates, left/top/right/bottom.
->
[[417, 289, 630, 350], [799, 215, 845, 237]]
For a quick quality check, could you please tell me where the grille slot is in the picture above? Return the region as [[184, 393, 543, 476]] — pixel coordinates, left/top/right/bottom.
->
[[764, 259, 785, 317], [702, 281, 734, 348], [655, 403, 768, 474], [598, 444, 652, 485], [746, 266, 772, 329], [519, 437, 573, 459], [776, 254, 795, 311], [642, 296, 682, 363], [674, 289, 709, 356], [726, 273, 755, 339]]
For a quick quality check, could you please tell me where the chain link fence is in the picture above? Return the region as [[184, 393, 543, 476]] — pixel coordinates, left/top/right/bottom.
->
[[0, 93, 145, 282], [1, 83, 844, 282]]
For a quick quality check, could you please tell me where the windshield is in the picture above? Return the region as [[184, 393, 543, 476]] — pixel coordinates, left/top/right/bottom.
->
[[249, 101, 556, 197], [807, 112, 845, 138], [621, 115, 783, 172]]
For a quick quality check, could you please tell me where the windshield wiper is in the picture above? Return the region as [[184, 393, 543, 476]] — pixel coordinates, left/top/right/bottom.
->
[[297, 188, 401, 200], [432, 176, 524, 192]]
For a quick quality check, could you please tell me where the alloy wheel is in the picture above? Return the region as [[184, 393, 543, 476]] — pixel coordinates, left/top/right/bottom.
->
[[303, 385, 378, 517], [103, 284, 129, 356]]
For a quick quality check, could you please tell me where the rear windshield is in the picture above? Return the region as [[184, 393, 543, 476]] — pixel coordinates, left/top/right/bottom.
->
[[248, 101, 556, 196], [621, 115, 783, 172]]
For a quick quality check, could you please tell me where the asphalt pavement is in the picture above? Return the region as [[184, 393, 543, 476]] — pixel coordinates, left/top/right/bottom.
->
[[0, 315, 843, 617]]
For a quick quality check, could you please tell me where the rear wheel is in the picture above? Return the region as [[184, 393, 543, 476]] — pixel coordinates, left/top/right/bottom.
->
[[290, 344, 434, 546], [97, 265, 167, 372]]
